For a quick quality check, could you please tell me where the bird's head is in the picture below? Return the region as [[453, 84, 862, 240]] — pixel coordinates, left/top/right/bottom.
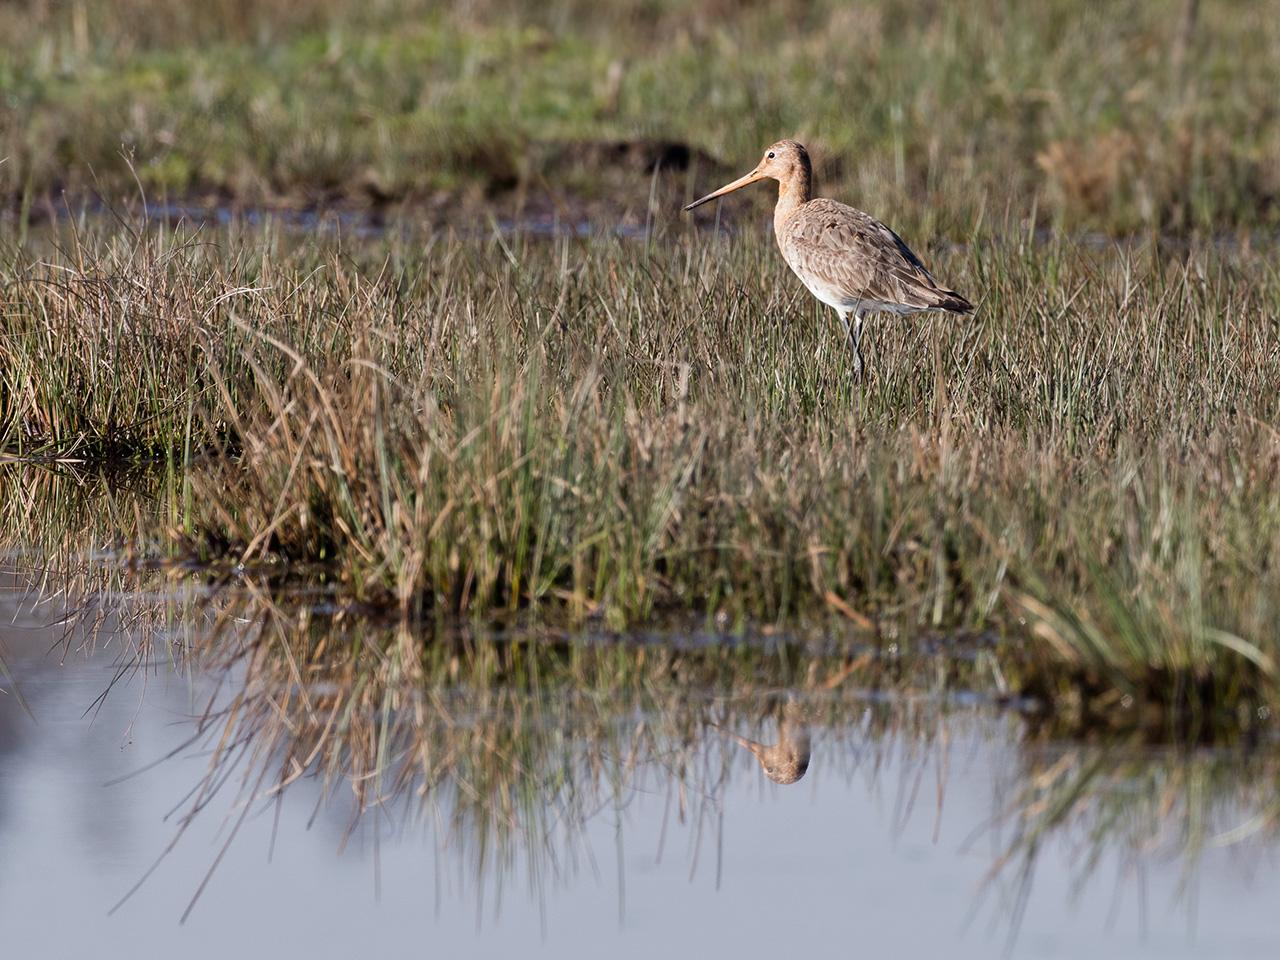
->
[[684, 140, 811, 211]]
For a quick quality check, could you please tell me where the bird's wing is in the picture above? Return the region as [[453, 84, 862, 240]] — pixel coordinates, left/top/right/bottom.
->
[[781, 199, 964, 311]]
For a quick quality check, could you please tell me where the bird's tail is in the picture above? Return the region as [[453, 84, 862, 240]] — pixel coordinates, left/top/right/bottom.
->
[[931, 287, 974, 314], [936, 288, 972, 313]]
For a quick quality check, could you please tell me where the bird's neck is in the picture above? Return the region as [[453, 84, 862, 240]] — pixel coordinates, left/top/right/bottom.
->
[[773, 167, 812, 234]]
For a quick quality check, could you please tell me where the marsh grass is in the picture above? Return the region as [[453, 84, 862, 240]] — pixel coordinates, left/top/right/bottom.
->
[[4, 217, 1280, 728], [2, 0, 1279, 233]]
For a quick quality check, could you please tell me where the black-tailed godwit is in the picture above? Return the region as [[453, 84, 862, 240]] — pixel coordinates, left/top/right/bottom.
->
[[686, 139, 972, 378]]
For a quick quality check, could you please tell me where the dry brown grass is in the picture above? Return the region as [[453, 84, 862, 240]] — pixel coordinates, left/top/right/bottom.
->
[[5, 218, 1280, 731]]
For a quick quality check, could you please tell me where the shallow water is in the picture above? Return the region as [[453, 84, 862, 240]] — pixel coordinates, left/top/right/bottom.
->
[[16, 200, 1280, 252], [2, 583, 1279, 958], [12, 200, 656, 241]]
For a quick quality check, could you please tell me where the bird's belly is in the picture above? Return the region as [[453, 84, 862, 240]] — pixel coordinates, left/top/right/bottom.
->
[[786, 261, 925, 316], [785, 262, 847, 310]]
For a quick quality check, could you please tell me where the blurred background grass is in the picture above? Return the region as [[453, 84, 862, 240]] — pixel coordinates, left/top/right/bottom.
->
[[3, 0, 1278, 234]]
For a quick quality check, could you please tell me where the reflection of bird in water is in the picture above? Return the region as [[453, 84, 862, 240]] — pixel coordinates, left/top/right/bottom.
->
[[721, 700, 812, 785]]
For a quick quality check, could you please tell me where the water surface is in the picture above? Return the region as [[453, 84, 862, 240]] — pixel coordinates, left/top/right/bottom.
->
[[1, 581, 1278, 959]]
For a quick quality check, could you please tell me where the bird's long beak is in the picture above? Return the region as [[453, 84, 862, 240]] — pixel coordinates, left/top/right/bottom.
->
[[684, 167, 766, 211]]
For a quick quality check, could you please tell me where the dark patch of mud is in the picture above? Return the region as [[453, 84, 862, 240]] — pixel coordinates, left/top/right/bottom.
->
[[545, 137, 723, 175]]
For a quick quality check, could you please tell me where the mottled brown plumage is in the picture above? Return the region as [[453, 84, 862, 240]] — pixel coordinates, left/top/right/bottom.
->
[[685, 139, 972, 378]]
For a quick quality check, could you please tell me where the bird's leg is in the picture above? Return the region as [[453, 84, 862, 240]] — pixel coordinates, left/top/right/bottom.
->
[[837, 309, 865, 381], [852, 311, 865, 380]]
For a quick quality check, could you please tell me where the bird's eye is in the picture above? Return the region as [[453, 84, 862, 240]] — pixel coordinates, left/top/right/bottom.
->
[[767, 151, 775, 159]]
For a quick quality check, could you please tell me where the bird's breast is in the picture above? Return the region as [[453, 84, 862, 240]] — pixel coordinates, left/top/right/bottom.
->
[[779, 245, 848, 311]]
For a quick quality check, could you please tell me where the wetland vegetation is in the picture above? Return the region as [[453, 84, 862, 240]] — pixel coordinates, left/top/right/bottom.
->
[[3, 0, 1279, 234], [2, 1, 1280, 950], [3, 219, 1279, 737]]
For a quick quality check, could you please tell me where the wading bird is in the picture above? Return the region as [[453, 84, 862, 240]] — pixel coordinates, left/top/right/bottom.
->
[[685, 140, 972, 379]]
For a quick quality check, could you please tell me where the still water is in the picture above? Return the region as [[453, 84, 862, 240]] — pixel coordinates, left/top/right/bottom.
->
[[2, 581, 1279, 959]]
